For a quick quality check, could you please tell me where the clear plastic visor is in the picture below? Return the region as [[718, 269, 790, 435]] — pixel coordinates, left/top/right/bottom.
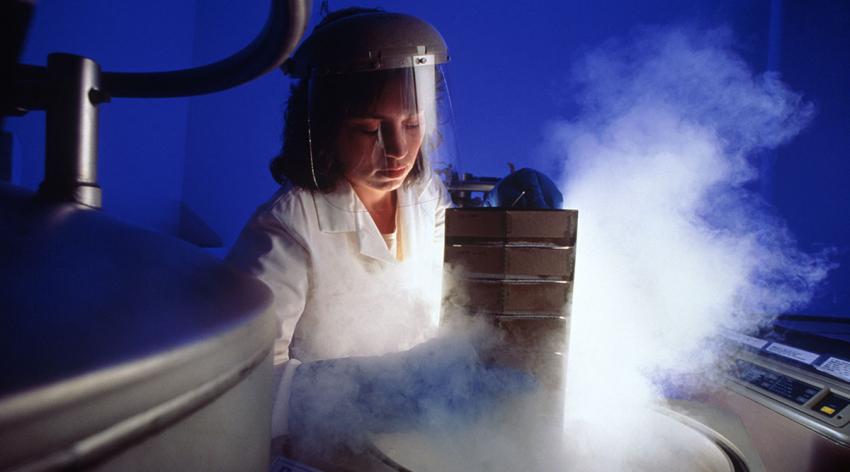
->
[[306, 63, 457, 212]]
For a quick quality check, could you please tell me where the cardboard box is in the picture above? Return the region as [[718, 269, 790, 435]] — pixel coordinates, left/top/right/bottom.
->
[[445, 279, 572, 316], [483, 348, 566, 390], [493, 315, 568, 352], [489, 315, 568, 389], [444, 245, 575, 279], [445, 208, 578, 246]]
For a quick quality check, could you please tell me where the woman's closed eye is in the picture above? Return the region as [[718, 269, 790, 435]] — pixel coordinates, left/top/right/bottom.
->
[[346, 116, 420, 136], [347, 119, 380, 135]]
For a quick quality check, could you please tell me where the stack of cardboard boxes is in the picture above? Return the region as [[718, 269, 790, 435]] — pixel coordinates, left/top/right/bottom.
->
[[442, 208, 578, 391]]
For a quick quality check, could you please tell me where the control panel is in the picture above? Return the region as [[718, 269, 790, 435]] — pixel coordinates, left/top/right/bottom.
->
[[728, 351, 850, 446], [735, 359, 822, 405]]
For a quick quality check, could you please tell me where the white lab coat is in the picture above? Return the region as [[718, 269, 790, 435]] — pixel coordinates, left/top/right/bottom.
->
[[227, 174, 451, 436]]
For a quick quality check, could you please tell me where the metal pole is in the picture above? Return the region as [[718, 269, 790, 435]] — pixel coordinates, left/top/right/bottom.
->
[[40, 53, 104, 208]]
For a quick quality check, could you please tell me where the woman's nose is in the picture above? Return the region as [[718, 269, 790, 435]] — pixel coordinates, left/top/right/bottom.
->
[[380, 125, 407, 159]]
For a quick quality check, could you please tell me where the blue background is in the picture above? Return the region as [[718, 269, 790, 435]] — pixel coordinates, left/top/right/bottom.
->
[[5, 0, 849, 315]]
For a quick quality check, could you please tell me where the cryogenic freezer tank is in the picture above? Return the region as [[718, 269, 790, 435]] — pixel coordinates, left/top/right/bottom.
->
[[0, 1, 311, 467], [0, 184, 277, 471], [369, 406, 753, 472]]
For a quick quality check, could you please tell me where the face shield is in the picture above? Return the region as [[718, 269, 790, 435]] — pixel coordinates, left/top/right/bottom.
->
[[305, 61, 457, 209], [284, 12, 457, 212]]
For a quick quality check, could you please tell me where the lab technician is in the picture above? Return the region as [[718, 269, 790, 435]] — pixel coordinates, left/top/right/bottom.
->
[[228, 7, 562, 461]]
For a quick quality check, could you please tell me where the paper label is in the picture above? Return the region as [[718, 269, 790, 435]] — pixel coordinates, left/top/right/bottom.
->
[[765, 342, 820, 365], [816, 357, 850, 384], [721, 330, 769, 349]]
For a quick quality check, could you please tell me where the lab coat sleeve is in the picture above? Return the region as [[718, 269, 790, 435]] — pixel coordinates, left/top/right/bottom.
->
[[434, 175, 454, 245], [227, 207, 310, 437]]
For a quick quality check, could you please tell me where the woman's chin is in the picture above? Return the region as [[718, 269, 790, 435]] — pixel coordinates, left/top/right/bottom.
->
[[371, 180, 404, 193], [349, 178, 404, 200], [368, 175, 407, 191]]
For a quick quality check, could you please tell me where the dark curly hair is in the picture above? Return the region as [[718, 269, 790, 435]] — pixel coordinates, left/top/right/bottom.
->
[[270, 8, 428, 191]]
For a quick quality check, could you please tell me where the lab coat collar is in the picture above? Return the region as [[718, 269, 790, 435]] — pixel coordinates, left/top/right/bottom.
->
[[312, 174, 439, 230], [313, 182, 359, 234], [313, 181, 398, 264]]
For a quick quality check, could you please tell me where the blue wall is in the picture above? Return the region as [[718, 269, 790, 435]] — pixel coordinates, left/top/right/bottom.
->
[[182, 2, 287, 251], [770, 1, 850, 314], [5, 0, 849, 313]]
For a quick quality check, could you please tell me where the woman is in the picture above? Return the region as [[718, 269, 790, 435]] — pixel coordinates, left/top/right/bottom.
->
[[228, 6, 474, 443], [228, 8, 550, 465]]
